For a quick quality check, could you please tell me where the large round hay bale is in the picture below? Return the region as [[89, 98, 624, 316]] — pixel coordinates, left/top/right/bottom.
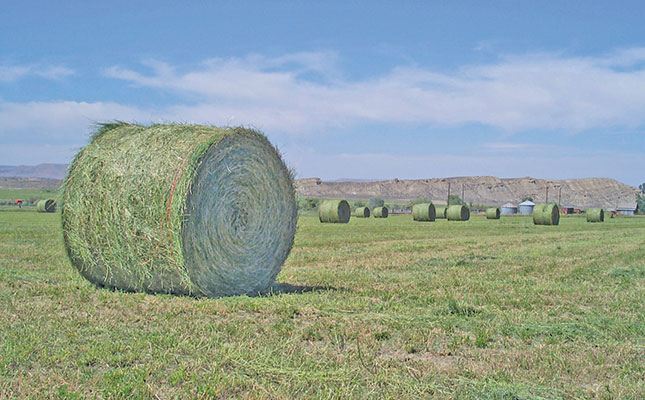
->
[[586, 208, 604, 223], [61, 123, 297, 298], [533, 204, 560, 225], [446, 205, 470, 221], [319, 199, 351, 223], [353, 206, 370, 218], [412, 203, 435, 222], [373, 206, 388, 218], [435, 206, 447, 219], [36, 199, 56, 213], [486, 207, 500, 220]]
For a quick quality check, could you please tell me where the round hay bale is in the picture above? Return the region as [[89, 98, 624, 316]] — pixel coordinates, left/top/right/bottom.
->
[[61, 123, 297, 298], [435, 206, 447, 219], [586, 208, 604, 223], [486, 207, 500, 220], [353, 206, 370, 218], [446, 205, 470, 221], [36, 199, 56, 213], [412, 203, 435, 222], [373, 206, 389, 218], [532, 204, 560, 225], [319, 199, 351, 223]]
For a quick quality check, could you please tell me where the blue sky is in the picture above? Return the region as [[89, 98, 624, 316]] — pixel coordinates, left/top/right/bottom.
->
[[1, 1, 644, 185]]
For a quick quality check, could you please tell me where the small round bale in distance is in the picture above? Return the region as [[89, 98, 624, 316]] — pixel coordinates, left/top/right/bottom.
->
[[319, 199, 351, 223], [61, 123, 297, 298], [435, 206, 447, 219], [36, 199, 56, 213], [373, 206, 389, 218], [353, 206, 370, 218], [533, 204, 560, 226], [486, 207, 500, 220], [586, 208, 604, 223], [447, 205, 470, 221], [412, 203, 435, 222]]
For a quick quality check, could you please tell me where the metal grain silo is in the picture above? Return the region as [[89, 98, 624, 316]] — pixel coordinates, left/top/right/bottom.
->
[[501, 203, 517, 215], [518, 200, 536, 215]]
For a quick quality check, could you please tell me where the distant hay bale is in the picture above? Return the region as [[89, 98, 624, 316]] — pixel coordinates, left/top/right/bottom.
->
[[533, 204, 560, 226], [373, 206, 389, 218], [486, 207, 500, 220], [36, 199, 56, 213], [319, 199, 351, 223], [447, 205, 470, 221], [586, 208, 604, 223], [435, 206, 447, 219], [353, 206, 370, 218], [412, 203, 435, 222], [61, 123, 297, 298]]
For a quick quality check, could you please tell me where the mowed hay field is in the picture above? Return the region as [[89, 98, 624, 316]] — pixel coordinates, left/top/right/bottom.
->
[[1, 211, 644, 399]]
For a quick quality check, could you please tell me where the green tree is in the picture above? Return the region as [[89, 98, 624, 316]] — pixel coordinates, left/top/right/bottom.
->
[[296, 196, 320, 211], [637, 193, 645, 214], [369, 197, 385, 208], [448, 194, 463, 205], [521, 196, 534, 202], [639, 183, 644, 194]]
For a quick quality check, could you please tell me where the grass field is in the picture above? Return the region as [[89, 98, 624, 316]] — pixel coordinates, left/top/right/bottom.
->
[[0, 188, 58, 209], [0, 211, 643, 399]]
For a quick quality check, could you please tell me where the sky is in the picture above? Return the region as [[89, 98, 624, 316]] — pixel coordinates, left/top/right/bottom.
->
[[1, 1, 644, 185]]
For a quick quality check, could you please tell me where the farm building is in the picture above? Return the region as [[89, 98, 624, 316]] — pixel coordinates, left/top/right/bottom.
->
[[501, 202, 517, 215], [518, 200, 535, 215], [610, 203, 638, 216]]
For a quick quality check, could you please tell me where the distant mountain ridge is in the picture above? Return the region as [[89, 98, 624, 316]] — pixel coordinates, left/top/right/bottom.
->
[[0, 163, 68, 180], [295, 176, 639, 209], [0, 164, 638, 209]]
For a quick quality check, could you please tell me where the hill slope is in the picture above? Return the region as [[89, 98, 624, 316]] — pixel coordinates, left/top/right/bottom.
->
[[295, 176, 639, 209], [0, 163, 68, 180]]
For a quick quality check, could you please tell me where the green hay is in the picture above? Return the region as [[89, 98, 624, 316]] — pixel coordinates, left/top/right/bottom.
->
[[61, 123, 297, 297], [319, 200, 351, 223], [412, 203, 435, 222], [447, 205, 470, 221], [486, 207, 500, 220], [36, 199, 56, 213], [373, 206, 389, 218], [435, 206, 447, 219], [533, 204, 560, 226], [353, 206, 370, 218], [586, 208, 604, 223]]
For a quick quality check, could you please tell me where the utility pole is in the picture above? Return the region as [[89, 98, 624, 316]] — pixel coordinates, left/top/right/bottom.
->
[[558, 186, 562, 206], [447, 182, 451, 205], [462, 184, 465, 204], [546, 186, 549, 204]]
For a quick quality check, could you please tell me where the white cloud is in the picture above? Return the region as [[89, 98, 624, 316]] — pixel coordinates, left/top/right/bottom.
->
[[2, 49, 645, 185], [0, 101, 151, 141], [103, 48, 645, 133], [0, 64, 74, 82]]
